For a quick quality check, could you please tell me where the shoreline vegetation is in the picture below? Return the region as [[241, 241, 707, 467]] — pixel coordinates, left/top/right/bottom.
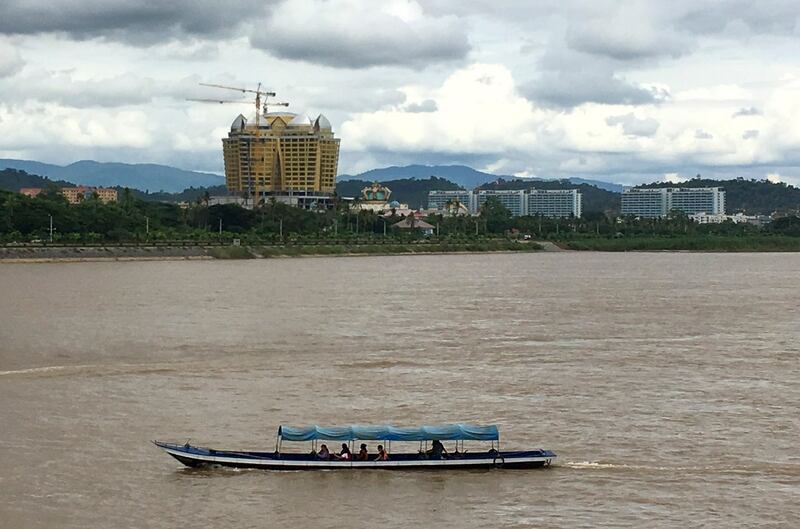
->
[[2, 186, 799, 260]]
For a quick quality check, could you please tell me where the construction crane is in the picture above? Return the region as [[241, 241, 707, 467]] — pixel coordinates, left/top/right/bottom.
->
[[188, 82, 289, 204]]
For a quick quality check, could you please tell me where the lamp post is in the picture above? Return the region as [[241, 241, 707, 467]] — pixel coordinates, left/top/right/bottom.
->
[[145, 216, 149, 235], [48, 214, 53, 243]]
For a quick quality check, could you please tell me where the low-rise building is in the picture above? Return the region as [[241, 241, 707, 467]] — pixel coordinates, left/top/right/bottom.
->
[[18, 186, 118, 204], [689, 213, 771, 226], [60, 187, 118, 204], [19, 188, 43, 198]]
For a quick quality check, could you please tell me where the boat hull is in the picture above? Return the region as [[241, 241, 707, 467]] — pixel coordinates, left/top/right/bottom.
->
[[154, 441, 556, 471]]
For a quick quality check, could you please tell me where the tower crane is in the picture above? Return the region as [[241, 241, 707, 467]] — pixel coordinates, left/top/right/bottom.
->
[[188, 82, 289, 204]]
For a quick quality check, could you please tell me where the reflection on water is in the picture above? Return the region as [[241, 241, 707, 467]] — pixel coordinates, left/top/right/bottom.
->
[[1, 253, 799, 528]]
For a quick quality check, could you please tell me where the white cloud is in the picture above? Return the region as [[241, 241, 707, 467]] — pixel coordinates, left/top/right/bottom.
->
[[341, 64, 542, 153], [0, 40, 24, 77], [664, 172, 688, 183], [606, 113, 660, 137]]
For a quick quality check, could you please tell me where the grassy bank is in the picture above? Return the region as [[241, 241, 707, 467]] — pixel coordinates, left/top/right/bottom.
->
[[565, 235, 800, 252], [250, 240, 541, 258]]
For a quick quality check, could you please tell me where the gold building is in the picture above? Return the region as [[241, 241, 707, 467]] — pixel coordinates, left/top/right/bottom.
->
[[222, 112, 340, 206]]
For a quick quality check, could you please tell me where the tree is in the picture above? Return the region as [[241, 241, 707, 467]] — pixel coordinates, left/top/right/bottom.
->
[[479, 197, 512, 233]]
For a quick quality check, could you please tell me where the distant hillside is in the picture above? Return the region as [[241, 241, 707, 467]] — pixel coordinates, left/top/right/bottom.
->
[[0, 159, 223, 193], [479, 178, 620, 214], [639, 177, 800, 215], [338, 164, 623, 193], [337, 176, 462, 208], [0, 168, 227, 203], [0, 168, 77, 192]]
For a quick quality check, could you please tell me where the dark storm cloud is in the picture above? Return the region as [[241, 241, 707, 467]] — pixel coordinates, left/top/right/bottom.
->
[[0, 0, 270, 44], [524, 65, 658, 108]]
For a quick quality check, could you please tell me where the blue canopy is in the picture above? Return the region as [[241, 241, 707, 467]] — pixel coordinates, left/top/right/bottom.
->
[[278, 424, 499, 442]]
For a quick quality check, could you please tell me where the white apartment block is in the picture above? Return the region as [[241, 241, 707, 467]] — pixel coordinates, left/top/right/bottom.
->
[[428, 188, 582, 218], [621, 187, 726, 218]]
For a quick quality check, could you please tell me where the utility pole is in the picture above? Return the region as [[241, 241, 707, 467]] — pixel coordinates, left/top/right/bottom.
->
[[218, 218, 222, 235], [279, 218, 283, 239], [48, 214, 53, 243], [145, 216, 149, 235], [475, 220, 479, 236]]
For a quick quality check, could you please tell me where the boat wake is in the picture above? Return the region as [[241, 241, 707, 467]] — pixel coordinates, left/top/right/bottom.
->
[[563, 461, 800, 476], [0, 363, 177, 378]]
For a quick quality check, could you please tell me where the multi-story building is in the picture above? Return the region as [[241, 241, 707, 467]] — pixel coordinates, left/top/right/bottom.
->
[[668, 187, 725, 215], [428, 188, 583, 218], [620, 188, 669, 218], [475, 190, 526, 217], [222, 112, 340, 208], [427, 190, 473, 212], [621, 187, 725, 218], [527, 189, 582, 218]]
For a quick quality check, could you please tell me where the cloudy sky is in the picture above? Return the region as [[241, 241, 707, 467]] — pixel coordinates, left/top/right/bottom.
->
[[1, 0, 800, 185]]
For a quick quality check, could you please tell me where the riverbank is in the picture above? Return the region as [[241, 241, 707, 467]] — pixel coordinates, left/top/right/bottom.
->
[[0, 240, 542, 262], [565, 235, 800, 252]]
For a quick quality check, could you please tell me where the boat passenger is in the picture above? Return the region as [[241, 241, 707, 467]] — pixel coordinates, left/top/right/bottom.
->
[[374, 445, 389, 461], [357, 443, 369, 461], [428, 439, 448, 459], [334, 443, 351, 460], [317, 444, 331, 460]]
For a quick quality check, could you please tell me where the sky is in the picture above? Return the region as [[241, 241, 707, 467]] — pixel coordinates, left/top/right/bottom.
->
[[1, 0, 799, 185]]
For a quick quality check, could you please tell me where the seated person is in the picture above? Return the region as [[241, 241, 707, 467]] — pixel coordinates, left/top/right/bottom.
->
[[427, 439, 448, 459], [357, 443, 369, 461], [333, 443, 352, 460], [316, 444, 331, 460], [374, 445, 389, 461]]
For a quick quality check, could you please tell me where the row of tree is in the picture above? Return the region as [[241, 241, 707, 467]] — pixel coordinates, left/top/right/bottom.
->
[[2, 188, 799, 243]]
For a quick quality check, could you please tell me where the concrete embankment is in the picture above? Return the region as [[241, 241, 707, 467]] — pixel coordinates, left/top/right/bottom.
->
[[0, 245, 213, 262]]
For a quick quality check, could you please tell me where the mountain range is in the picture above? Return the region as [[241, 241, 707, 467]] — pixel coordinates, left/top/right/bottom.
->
[[0, 158, 623, 195], [0, 159, 223, 193], [338, 164, 624, 193]]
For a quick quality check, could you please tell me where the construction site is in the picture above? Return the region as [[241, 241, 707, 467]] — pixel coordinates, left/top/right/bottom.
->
[[190, 83, 340, 209]]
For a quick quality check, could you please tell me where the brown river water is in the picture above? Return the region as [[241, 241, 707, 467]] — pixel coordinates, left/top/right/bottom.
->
[[1, 253, 799, 528]]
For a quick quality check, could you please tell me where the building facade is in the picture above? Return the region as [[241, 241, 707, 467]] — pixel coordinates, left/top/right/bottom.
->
[[222, 112, 340, 206], [621, 187, 725, 218], [475, 190, 526, 217], [428, 188, 583, 218], [526, 189, 582, 218], [427, 190, 473, 213], [19, 187, 118, 204]]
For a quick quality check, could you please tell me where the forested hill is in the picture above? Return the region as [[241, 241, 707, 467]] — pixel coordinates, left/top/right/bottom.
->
[[0, 168, 76, 191], [478, 178, 620, 214], [639, 178, 800, 215], [0, 168, 227, 203], [336, 176, 462, 208]]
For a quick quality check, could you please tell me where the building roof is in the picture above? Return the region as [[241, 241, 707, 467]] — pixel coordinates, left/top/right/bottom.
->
[[392, 217, 435, 230], [314, 114, 331, 130], [288, 113, 312, 127]]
